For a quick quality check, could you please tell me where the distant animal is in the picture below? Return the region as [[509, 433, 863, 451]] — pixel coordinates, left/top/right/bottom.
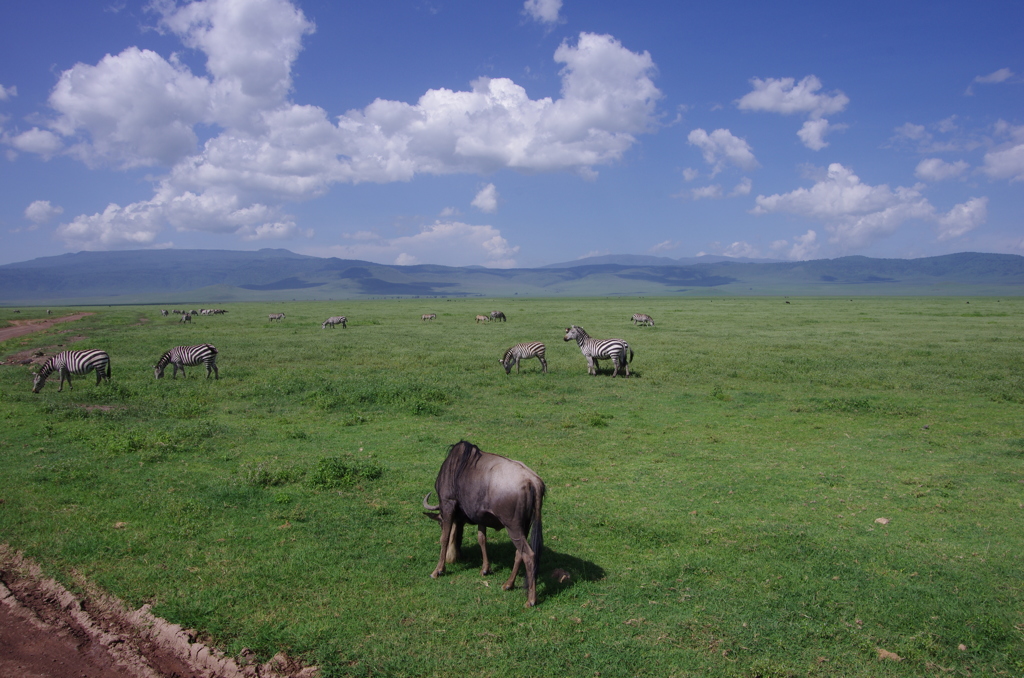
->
[[499, 342, 547, 374], [154, 344, 218, 379], [423, 441, 545, 607], [422, 314, 436, 321], [490, 311, 507, 322], [322, 316, 347, 329], [32, 349, 111, 393], [46, 310, 52, 315], [161, 309, 169, 316], [268, 313, 285, 322], [631, 313, 654, 326], [475, 315, 490, 323], [179, 313, 192, 323], [564, 325, 633, 377]]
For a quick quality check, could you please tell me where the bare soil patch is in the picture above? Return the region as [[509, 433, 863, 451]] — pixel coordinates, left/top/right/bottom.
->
[[0, 546, 318, 678], [0, 313, 94, 343]]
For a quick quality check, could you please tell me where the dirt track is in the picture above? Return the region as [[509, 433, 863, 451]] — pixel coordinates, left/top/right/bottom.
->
[[0, 313, 94, 343]]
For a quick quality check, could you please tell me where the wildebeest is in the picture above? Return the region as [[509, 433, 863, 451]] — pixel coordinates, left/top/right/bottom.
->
[[475, 315, 490, 323], [423, 441, 545, 607]]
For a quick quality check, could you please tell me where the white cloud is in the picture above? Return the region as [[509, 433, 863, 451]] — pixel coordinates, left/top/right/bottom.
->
[[523, 0, 562, 24], [687, 128, 757, 175], [730, 177, 752, 196], [649, 240, 679, 253], [9, 128, 64, 158], [24, 200, 64, 224], [768, 230, 818, 260], [17, 1, 662, 252], [723, 241, 759, 258], [325, 221, 521, 268], [682, 167, 699, 181], [737, 76, 848, 150], [56, 201, 166, 250], [937, 197, 987, 240], [752, 163, 983, 249], [797, 118, 846, 151], [966, 68, 1015, 95], [691, 184, 722, 200], [471, 183, 499, 213], [982, 122, 1024, 182], [0, 84, 16, 100], [736, 75, 848, 119], [915, 158, 969, 181]]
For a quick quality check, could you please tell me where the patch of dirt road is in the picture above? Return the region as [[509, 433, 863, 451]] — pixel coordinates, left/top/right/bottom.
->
[[1, 314, 318, 677]]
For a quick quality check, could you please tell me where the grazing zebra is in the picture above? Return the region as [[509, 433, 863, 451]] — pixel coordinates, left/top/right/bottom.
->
[[475, 315, 490, 323], [499, 342, 548, 374], [268, 313, 285, 322], [154, 344, 218, 379], [179, 313, 192, 323], [631, 313, 654, 327], [563, 325, 633, 377], [161, 309, 169, 316], [422, 314, 436, 321], [46, 309, 52, 315], [322, 315, 347, 329], [32, 349, 111, 393], [490, 311, 507, 322]]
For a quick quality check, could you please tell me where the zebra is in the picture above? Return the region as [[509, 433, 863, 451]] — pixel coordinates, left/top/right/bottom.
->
[[179, 313, 192, 323], [422, 314, 436, 321], [499, 342, 547, 374], [32, 349, 111, 393], [563, 325, 633, 377], [161, 309, 169, 316], [631, 313, 654, 327], [268, 313, 285, 322], [490, 311, 507, 322], [154, 344, 219, 379], [322, 316, 347, 329], [475, 315, 490, 323]]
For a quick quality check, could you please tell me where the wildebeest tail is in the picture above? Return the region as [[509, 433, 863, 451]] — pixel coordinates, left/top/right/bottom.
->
[[530, 483, 544, 581]]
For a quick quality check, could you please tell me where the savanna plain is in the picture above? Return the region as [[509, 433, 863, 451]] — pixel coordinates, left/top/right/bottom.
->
[[0, 296, 1022, 677]]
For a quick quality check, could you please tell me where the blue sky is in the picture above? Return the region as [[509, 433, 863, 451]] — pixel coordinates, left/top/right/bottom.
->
[[1, 0, 1021, 268]]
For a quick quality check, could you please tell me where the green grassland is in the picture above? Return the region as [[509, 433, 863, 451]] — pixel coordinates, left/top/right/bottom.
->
[[1, 297, 1022, 677]]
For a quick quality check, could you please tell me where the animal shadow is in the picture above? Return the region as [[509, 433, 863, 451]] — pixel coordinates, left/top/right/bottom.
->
[[461, 541, 605, 600]]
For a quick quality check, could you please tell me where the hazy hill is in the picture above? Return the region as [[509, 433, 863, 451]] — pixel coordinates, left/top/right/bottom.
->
[[0, 249, 1022, 304]]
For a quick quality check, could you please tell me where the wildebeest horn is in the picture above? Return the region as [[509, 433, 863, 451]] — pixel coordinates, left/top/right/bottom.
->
[[423, 492, 440, 511]]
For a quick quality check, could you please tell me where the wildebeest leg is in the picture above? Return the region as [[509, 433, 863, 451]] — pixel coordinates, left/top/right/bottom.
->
[[478, 527, 492, 575], [432, 518, 456, 578], [503, 548, 523, 591], [504, 529, 537, 606]]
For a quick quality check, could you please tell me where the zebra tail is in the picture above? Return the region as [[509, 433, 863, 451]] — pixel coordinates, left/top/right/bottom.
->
[[628, 347, 634, 364]]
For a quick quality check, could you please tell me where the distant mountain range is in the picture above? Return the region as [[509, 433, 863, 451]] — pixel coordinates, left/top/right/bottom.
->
[[0, 249, 1022, 304]]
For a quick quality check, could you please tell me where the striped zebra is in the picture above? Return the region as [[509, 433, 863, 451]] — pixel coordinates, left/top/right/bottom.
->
[[422, 314, 436, 321], [32, 349, 111, 393], [322, 316, 347, 329], [631, 313, 654, 327], [179, 313, 192, 323], [154, 344, 219, 379], [499, 342, 547, 374], [490, 311, 507, 322], [563, 325, 633, 377], [268, 313, 285, 322], [161, 309, 169, 316]]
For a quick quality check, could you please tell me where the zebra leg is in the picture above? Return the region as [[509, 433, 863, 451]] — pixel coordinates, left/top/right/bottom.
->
[[59, 367, 71, 392], [539, 356, 548, 373], [515, 357, 521, 374], [209, 363, 219, 379], [589, 358, 598, 375]]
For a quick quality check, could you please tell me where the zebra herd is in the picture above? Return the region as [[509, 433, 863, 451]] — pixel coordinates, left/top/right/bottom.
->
[[26, 308, 655, 391]]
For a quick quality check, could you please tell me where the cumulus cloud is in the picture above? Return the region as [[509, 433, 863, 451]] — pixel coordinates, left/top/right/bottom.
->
[[24, 200, 64, 224], [524, 0, 562, 24], [915, 158, 969, 181], [14, 0, 662, 252], [691, 185, 722, 200], [982, 121, 1024, 182], [649, 240, 679, 253], [687, 128, 757, 175], [325, 221, 521, 268], [0, 84, 16, 100], [722, 241, 759, 258], [731, 177, 752, 196], [768, 230, 819, 260], [753, 163, 986, 249], [737, 75, 848, 150], [471, 183, 499, 213]]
